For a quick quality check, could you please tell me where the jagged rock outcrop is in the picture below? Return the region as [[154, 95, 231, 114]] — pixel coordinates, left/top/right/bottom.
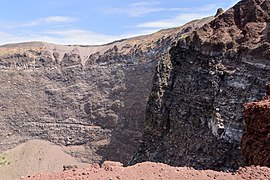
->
[[215, 8, 224, 17], [0, 18, 210, 165], [241, 84, 270, 167], [130, 0, 270, 170]]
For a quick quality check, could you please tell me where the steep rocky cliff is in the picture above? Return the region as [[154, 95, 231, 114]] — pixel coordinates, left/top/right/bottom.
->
[[2, 0, 269, 173], [130, 0, 270, 170], [0, 18, 211, 165]]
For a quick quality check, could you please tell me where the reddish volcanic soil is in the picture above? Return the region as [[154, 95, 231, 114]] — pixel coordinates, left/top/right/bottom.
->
[[20, 161, 270, 180], [241, 84, 270, 167]]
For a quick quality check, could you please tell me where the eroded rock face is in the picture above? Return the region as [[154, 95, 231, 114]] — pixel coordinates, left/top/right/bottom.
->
[[0, 20, 208, 165], [131, 0, 270, 170], [241, 84, 270, 167], [0, 45, 155, 165]]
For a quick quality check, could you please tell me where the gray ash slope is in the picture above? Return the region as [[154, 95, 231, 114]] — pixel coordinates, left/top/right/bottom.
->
[[130, 0, 270, 170], [0, 18, 211, 165]]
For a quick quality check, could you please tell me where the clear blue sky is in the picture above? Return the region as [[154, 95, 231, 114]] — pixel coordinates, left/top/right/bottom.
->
[[0, 0, 239, 45]]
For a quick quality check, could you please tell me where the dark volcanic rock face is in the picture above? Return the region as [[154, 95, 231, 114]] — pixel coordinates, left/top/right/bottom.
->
[[0, 20, 208, 165], [241, 84, 270, 167], [131, 0, 270, 170]]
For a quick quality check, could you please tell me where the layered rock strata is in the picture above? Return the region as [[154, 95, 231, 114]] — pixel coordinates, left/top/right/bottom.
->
[[0, 18, 210, 165]]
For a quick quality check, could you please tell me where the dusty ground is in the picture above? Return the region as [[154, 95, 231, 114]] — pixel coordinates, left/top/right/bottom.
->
[[0, 140, 88, 180], [20, 161, 270, 180]]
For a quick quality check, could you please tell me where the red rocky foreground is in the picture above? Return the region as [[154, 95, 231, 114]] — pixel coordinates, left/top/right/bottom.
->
[[20, 161, 270, 180], [241, 85, 270, 167]]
